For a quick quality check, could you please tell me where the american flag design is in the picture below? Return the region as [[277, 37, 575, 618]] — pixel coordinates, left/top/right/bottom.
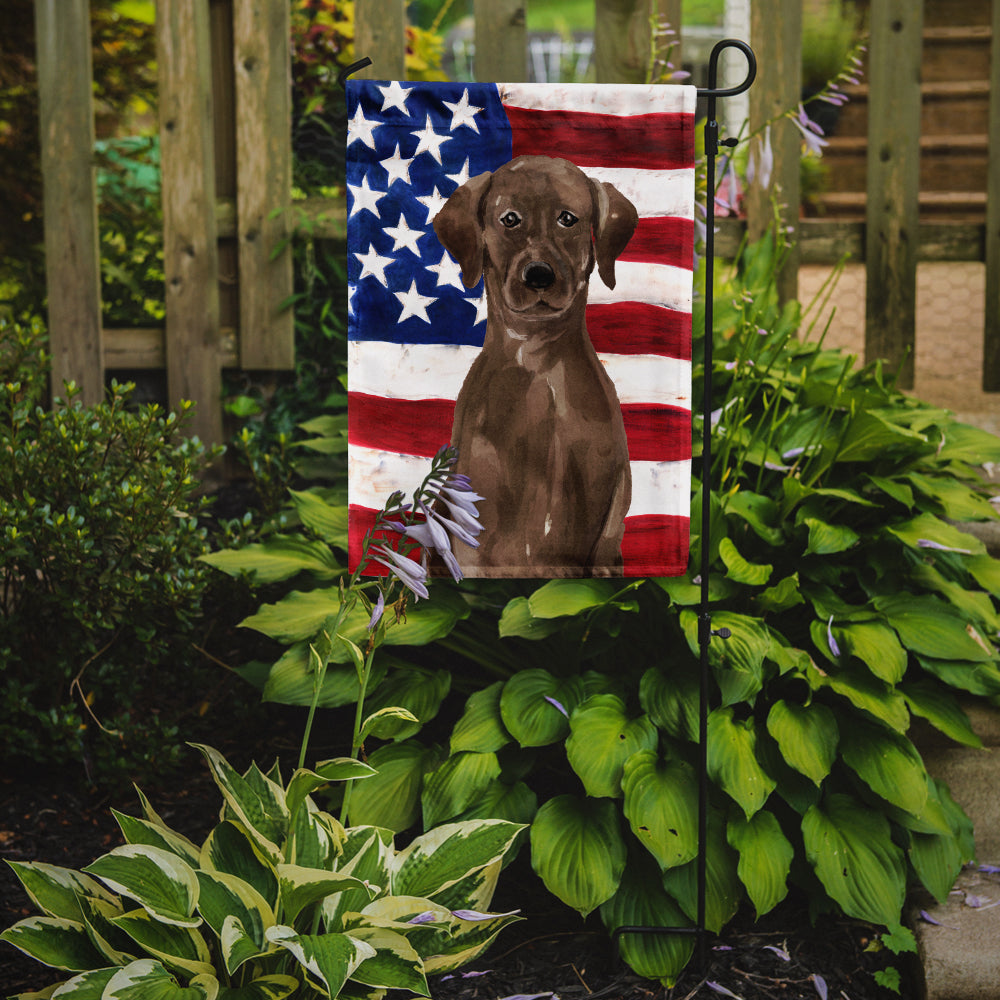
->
[[347, 81, 695, 578]]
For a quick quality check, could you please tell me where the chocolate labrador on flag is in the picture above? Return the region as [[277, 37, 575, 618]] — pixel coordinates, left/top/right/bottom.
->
[[433, 155, 637, 577]]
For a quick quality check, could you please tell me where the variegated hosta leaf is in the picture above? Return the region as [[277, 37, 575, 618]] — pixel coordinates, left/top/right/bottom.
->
[[345, 926, 429, 995], [420, 906, 523, 975], [276, 864, 375, 925], [77, 894, 136, 966], [110, 908, 214, 979], [599, 854, 694, 987], [421, 751, 502, 829], [112, 810, 202, 868], [765, 700, 838, 786], [621, 751, 699, 871], [707, 707, 776, 819], [391, 820, 524, 901], [727, 810, 793, 918], [195, 871, 274, 974], [83, 846, 200, 928], [214, 974, 299, 1000], [424, 859, 501, 916], [265, 925, 375, 998], [102, 958, 218, 999], [838, 718, 929, 817], [288, 801, 343, 870], [200, 822, 278, 910], [802, 793, 906, 927], [323, 829, 393, 931], [44, 966, 118, 997], [4, 861, 118, 922], [529, 795, 626, 917], [450, 681, 511, 754], [499, 669, 585, 747], [0, 916, 107, 972], [285, 760, 375, 824], [190, 745, 287, 863]]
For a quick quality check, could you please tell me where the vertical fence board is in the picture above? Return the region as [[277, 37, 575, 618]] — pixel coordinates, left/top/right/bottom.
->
[[355, 0, 406, 79], [864, 0, 923, 389], [157, 0, 223, 445], [983, 0, 1000, 390], [747, 0, 801, 304], [233, 0, 294, 369], [34, 0, 103, 405], [474, 0, 526, 82], [594, 0, 652, 84]]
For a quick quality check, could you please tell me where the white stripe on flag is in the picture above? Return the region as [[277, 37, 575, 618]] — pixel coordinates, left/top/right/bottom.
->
[[348, 341, 692, 408], [584, 167, 696, 220], [349, 444, 691, 519], [498, 82, 697, 117], [590, 260, 693, 312]]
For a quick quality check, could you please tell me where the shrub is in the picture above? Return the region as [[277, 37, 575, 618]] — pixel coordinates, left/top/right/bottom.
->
[[0, 317, 220, 783]]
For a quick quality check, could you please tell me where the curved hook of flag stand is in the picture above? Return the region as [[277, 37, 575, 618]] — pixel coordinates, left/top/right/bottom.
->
[[339, 40, 758, 976], [612, 38, 756, 974]]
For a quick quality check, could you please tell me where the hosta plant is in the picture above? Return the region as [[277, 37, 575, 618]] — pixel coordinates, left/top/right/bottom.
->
[[1, 743, 523, 999]]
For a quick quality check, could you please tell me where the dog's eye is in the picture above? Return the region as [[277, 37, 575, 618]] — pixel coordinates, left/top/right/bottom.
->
[[557, 211, 579, 228], [499, 211, 521, 229]]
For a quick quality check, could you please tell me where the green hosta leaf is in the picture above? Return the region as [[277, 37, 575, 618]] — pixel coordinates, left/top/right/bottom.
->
[[724, 490, 784, 545], [911, 562, 1000, 633], [653, 573, 737, 606], [835, 621, 907, 684], [362, 667, 451, 740], [835, 410, 927, 463], [621, 751, 698, 871], [0, 916, 107, 971], [718, 536, 772, 586], [200, 535, 341, 584], [639, 664, 699, 742], [727, 811, 793, 917], [288, 489, 349, 546], [661, 810, 741, 933], [497, 596, 564, 639], [874, 594, 995, 662], [111, 908, 214, 978], [886, 512, 985, 557], [527, 578, 620, 617], [195, 871, 273, 974], [755, 573, 804, 614], [103, 959, 218, 1000], [565, 695, 658, 798], [112, 812, 201, 868], [421, 751, 502, 828], [808, 660, 910, 732], [499, 670, 584, 747], [866, 474, 914, 509], [909, 472, 999, 521], [265, 926, 375, 997], [392, 820, 524, 901], [839, 718, 929, 817], [216, 975, 299, 1000], [530, 795, 626, 917], [765, 701, 838, 786], [450, 682, 511, 754], [599, 853, 694, 987], [803, 517, 859, 556], [680, 610, 770, 706], [190, 746, 287, 863], [4, 862, 118, 923], [347, 740, 442, 832], [707, 708, 776, 818], [200, 822, 278, 910], [346, 926, 428, 994], [901, 680, 982, 748], [83, 846, 200, 928], [916, 655, 1000, 697], [285, 759, 376, 822], [909, 783, 967, 907], [967, 553, 1000, 597], [277, 865, 374, 925], [260, 643, 386, 709], [802, 793, 906, 926], [453, 779, 538, 827], [935, 421, 1000, 464]]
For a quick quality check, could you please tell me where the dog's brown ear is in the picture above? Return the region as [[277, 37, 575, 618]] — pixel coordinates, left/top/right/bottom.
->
[[433, 171, 493, 288], [589, 179, 638, 290]]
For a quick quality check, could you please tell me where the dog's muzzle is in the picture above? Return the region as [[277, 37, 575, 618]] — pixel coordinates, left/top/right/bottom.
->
[[521, 261, 556, 290]]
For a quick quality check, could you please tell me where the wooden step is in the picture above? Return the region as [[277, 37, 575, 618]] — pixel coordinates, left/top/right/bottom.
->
[[922, 0, 992, 28], [812, 190, 987, 222], [922, 25, 993, 83]]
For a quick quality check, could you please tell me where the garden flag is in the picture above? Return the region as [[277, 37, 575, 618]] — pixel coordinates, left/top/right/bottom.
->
[[347, 81, 696, 578]]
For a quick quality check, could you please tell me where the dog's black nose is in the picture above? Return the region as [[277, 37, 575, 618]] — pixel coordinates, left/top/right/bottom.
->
[[522, 261, 555, 290]]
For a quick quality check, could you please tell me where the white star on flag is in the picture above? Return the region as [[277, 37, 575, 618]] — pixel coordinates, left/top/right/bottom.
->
[[416, 185, 449, 223], [347, 105, 380, 149], [377, 80, 410, 114], [411, 115, 452, 164], [427, 250, 466, 291], [447, 157, 472, 188], [469, 292, 489, 326], [394, 280, 436, 323], [384, 214, 424, 255], [355, 245, 394, 286], [443, 89, 484, 132], [348, 175, 385, 218], [380, 144, 415, 186]]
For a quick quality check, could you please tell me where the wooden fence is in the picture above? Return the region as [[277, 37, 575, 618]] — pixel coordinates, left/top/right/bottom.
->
[[33, 0, 1000, 445]]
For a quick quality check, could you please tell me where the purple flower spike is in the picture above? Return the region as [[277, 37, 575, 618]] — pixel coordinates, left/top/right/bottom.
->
[[370, 543, 430, 600], [367, 590, 385, 631]]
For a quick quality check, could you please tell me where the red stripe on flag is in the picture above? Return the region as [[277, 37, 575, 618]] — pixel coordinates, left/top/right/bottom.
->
[[506, 107, 695, 171], [586, 302, 691, 359], [620, 217, 694, 267], [623, 405, 691, 462], [349, 393, 455, 456], [622, 514, 690, 577]]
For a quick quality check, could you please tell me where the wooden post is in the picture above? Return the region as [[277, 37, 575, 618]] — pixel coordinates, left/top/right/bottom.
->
[[864, 0, 923, 389], [983, 0, 1000, 390], [354, 0, 407, 80], [157, 0, 223, 445], [233, 0, 294, 369], [474, 0, 526, 82], [594, 0, 654, 84], [34, 0, 104, 405], [746, 0, 801, 305]]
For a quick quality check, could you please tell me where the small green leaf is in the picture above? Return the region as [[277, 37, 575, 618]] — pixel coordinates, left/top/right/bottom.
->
[[527, 579, 619, 618], [288, 489, 348, 546], [719, 536, 772, 585], [421, 751, 502, 828], [765, 700, 838, 786], [803, 517, 859, 555], [497, 597, 564, 639], [450, 682, 511, 754]]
